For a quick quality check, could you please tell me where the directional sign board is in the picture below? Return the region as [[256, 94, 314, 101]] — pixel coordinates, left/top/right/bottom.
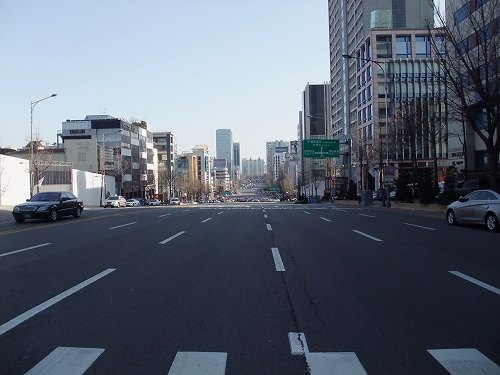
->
[[303, 139, 340, 158]]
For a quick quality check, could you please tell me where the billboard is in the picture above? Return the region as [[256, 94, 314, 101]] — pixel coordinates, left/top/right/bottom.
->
[[303, 139, 340, 158], [275, 146, 289, 153], [290, 141, 299, 154], [213, 158, 227, 168]]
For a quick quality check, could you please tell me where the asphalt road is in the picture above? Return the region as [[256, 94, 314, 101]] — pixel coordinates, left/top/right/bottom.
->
[[0, 202, 499, 374]]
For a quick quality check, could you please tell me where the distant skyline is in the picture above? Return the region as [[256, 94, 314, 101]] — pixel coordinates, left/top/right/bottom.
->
[[0, 1, 444, 159], [0, 0, 330, 160]]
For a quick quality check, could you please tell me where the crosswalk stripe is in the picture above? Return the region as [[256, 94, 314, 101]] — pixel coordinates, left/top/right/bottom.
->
[[307, 352, 369, 375], [428, 348, 500, 375], [25, 347, 104, 375], [167, 352, 227, 375], [288, 332, 368, 374]]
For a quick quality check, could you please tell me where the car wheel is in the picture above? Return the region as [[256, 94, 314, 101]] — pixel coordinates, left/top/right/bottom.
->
[[73, 207, 82, 218], [14, 216, 25, 223], [485, 212, 499, 232], [446, 209, 457, 225], [49, 209, 58, 222]]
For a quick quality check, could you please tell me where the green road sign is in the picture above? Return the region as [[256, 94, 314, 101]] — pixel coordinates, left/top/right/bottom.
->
[[303, 139, 339, 158]]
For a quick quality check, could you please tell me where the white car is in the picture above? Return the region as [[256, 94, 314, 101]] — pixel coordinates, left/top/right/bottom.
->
[[170, 198, 180, 205], [447, 189, 500, 232], [126, 199, 140, 207], [104, 196, 126, 208], [147, 199, 161, 206]]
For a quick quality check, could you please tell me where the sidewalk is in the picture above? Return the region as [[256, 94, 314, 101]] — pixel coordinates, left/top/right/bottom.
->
[[331, 198, 448, 213]]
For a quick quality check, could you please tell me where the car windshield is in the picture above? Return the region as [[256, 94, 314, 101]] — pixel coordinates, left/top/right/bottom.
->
[[30, 193, 61, 202], [108, 197, 118, 200]]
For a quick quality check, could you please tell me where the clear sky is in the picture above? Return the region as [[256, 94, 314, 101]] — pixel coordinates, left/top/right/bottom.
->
[[0, 0, 330, 160]]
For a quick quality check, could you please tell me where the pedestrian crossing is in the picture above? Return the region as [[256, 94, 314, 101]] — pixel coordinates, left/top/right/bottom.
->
[[198, 205, 359, 210], [24, 336, 500, 375]]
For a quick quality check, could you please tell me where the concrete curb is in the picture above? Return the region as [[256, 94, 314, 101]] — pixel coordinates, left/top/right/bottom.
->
[[334, 200, 448, 213]]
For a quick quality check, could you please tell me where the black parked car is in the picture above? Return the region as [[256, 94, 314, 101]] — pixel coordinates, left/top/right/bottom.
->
[[12, 191, 84, 223], [295, 195, 309, 204]]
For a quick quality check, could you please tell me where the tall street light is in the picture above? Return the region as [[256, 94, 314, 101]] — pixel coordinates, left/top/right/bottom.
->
[[30, 94, 57, 197], [342, 54, 391, 207]]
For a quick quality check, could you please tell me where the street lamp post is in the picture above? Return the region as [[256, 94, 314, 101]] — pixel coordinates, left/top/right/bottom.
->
[[30, 94, 57, 197], [342, 54, 391, 207]]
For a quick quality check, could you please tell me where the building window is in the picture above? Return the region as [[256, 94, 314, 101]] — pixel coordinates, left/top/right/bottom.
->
[[456, 36, 472, 56], [396, 36, 412, 58], [476, 0, 490, 9], [454, 2, 470, 25], [434, 35, 446, 57], [415, 36, 431, 58], [376, 36, 392, 58], [70, 129, 85, 134]]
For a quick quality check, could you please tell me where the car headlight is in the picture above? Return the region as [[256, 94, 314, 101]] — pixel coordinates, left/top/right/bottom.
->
[[37, 205, 50, 212], [13, 206, 20, 212]]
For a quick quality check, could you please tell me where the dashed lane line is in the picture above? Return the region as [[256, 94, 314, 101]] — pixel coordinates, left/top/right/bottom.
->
[[159, 231, 186, 245], [404, 222, 436, 231], [0, 269, 116, 336], [450, 271, 500, 296], [109, 222, 137, 230], [0, 243, 51, 258], [352, 230, 383, 242]]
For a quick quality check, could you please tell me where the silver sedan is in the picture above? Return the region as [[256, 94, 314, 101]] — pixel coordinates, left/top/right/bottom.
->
[[446, 189, 500, 232]]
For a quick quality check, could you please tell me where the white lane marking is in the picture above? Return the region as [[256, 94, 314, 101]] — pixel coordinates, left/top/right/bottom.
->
[[450, 271, 500, 296], [352, 230, 383, 242], [266, 224, 272, 231], [404, 222, 436, 231], [0, 269, 115, 336], [217, 211, 224, 215], [0, 243, 51, 258], [263, 209, 266, 213], [202, 218, 212, 223], [289, 332, 368, 375], [358, 214, 376, 218], [428, 348, 500, 375], [167, 352, 227, 375], [320, 217, 331, 222], [307, 352, 369, 375], [182, 209, 190, 212], [289, 332, 309, 355], [159, 231, 186, 245], [159, 213, 171, 217], [264, 214, 268, 218], [109, 222, 137, 230], [304, 211, 311, 215], [333, 208, 347, 212], [271, 248, 285, 271], [25, 347, 105, 375]]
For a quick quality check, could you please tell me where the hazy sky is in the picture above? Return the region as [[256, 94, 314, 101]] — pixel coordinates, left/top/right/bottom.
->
[[0, 0, 330, 159]]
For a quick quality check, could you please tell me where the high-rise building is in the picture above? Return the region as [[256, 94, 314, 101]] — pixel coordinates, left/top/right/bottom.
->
[[233, 142, 240, 181], [328, 0, 441, 191], [242, 158, 265, 177], [266, 140, 289, 180], [216, 129, 233, 179], [153, 131, 176, 201]]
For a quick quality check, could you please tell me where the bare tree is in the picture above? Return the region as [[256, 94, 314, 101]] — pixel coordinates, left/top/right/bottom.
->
[[428, 0, 500, 189]]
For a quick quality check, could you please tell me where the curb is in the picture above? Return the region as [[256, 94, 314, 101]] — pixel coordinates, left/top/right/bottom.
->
[[334, 200, 447, 213]]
